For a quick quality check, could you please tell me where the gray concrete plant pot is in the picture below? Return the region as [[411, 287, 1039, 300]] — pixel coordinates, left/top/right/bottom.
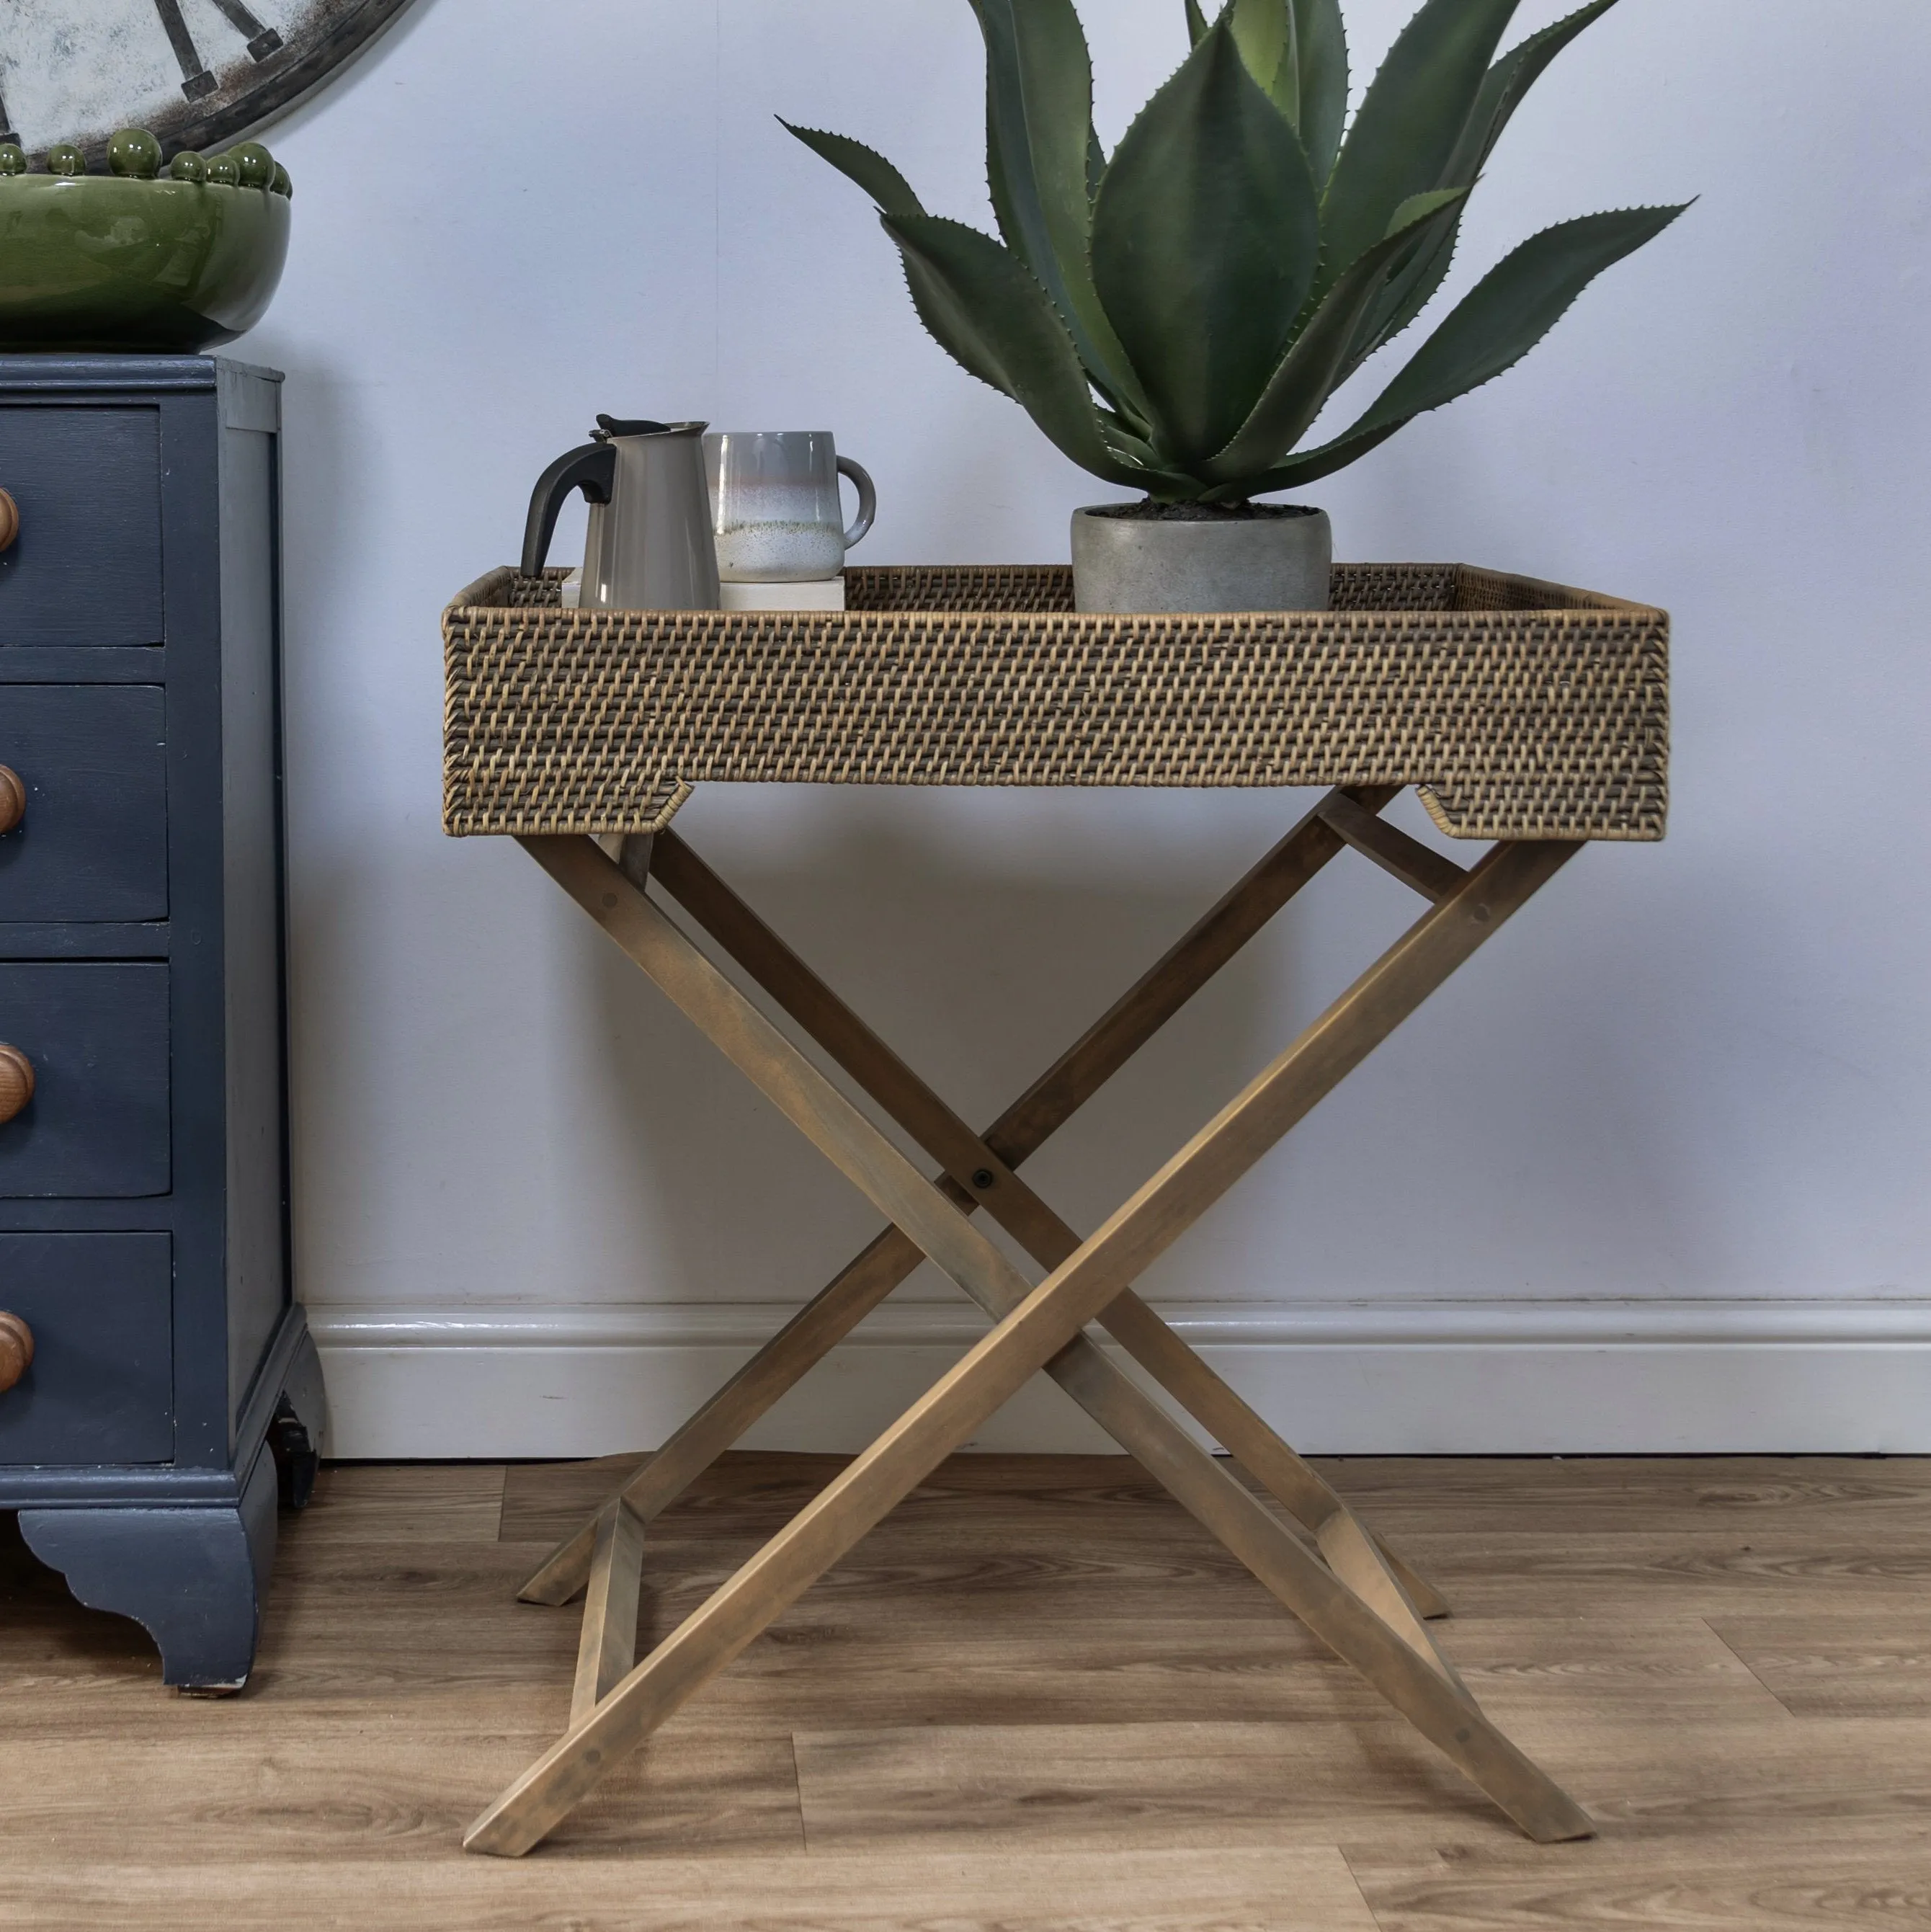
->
[[1071, 502, 1333, 613]]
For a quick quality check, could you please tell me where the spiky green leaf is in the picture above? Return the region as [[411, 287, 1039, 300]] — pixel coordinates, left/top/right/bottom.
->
[[972, 0, 1090, 274], [1343, 226, 1461, 378], [893, 236, 1018, 400], [784, 120, 1025, 405], [1099, 408, 1164, 468], [1290, 0, 1349, 184], [1236, 204, 1691, 494], [970, 0, 1143, 414], [1092, 15, 1322, 464], [1341, 0, 1625, 375], [880, 212, 1168, 490], [1447, 0, 1623, 191], [1316, 0, 1520, 303], [781, 122, 925, 221], [1184, 0, 1210, 47], [1201, 187, 1466, 484], [1336, 0, 1630, 386], [1230, 0, 1293, 117], [1223, 0, 1347, 179]]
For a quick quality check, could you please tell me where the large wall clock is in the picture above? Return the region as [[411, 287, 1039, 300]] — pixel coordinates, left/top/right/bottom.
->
[[0, 0, 416, 164]]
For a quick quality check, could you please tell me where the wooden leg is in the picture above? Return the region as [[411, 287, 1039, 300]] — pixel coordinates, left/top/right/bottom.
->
[[641, 836, 1468, 1691], [1087, 1291, 1447, 1618], [568, 1501, 645, 1730], [532, 834, 1450, 1673], [644, 817, 1448, 1621], [518, 788, 1403, 1607], [1316, 791, 1470, 902], [517, 1227, 918, 1606], [472, 834, 1587, 1855]]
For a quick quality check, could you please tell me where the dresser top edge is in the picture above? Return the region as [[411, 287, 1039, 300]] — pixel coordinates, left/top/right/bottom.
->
[[0, 355, 284, 391]]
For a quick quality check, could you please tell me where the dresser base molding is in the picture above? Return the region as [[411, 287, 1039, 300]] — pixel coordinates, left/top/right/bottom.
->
[[4, 1315, 326, 1688], [19, 1441, 277, 1692]]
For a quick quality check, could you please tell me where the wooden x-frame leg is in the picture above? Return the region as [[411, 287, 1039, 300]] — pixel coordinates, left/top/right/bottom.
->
[[468, 791, 1591, 1856], [517, 789, 1440, 1614]]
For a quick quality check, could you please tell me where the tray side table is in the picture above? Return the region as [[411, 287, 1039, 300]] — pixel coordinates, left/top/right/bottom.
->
[[442, 564, 1667, 1853]]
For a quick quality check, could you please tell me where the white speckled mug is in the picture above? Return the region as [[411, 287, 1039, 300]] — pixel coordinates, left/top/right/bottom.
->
[[703, 432, 876, 582]]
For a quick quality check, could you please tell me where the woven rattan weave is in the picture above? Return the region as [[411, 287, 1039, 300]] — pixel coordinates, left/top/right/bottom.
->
[[443, 563, 1668, 841]]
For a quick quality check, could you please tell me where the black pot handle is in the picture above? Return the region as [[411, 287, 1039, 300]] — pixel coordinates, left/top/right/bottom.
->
[[522, 442, 617, 578]]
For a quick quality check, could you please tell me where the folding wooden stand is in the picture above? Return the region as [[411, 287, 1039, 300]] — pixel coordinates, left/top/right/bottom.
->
[[464, 790, 1592, 1855]]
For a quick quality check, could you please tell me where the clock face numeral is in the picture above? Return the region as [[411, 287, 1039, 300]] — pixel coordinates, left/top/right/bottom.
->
[[151, 0, 285, 104]]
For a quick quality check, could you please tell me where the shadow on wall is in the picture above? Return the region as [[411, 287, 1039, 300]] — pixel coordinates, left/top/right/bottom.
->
[[571, 815, 1285, 1309]]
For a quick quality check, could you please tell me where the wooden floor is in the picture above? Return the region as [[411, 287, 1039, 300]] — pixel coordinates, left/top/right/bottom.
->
[[6, 1453, 1931, 1928]]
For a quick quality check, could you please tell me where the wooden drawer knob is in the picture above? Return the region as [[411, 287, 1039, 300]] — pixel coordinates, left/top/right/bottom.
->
[[0, 1312, 31, 1394], [0, 764, 23, 835], [0, 1043, 33, 1123], [0, 487, 16, 553]]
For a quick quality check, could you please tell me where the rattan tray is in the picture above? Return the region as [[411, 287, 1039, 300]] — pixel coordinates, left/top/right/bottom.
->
[[442, 563, 1667, 842]]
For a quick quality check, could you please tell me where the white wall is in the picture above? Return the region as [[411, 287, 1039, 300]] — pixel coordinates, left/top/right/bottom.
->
[[240, 0, 1931, 1455]]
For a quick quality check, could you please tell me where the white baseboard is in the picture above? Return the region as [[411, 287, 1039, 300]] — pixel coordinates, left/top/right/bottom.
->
[[306, 1299, 1931, 1459]]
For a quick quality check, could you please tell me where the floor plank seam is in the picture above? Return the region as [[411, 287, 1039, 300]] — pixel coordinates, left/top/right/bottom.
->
[[1700, 1614, 1801, 1719], [1336, 1845, 1393, 1932], [788, 1732, 811, 1854]]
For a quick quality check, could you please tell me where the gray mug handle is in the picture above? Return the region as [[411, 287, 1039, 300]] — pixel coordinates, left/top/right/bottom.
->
[[837, 455, 876, 549]]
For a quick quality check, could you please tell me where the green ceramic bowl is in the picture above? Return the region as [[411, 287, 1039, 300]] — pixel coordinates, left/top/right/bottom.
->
[[0, 172, 290, 352]]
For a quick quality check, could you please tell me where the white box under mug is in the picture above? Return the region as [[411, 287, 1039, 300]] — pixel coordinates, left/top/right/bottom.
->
[[719, 577, 847, 612]]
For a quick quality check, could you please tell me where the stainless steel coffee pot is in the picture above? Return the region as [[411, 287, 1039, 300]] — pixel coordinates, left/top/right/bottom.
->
[[522, 416, 721, 610]]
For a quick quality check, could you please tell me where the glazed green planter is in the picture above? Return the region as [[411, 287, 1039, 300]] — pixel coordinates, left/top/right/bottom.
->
[[0, 176, 290, 352]]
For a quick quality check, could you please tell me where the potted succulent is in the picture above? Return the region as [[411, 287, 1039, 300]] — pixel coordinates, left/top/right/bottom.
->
[[789, 0, 1686, 612]]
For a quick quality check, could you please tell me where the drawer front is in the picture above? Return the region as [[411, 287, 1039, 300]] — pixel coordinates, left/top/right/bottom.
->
[[0, 1232, 171, 1463], [0, 963, 169, 1198], [0, 686, 166, 921], [0, 408, 164, 648]]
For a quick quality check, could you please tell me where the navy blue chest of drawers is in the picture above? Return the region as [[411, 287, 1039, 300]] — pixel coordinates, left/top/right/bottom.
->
[[0, 355, 324, 1692]]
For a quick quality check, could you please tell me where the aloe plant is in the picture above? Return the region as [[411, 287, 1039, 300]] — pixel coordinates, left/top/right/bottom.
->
[[787, 0, 1687, 504]]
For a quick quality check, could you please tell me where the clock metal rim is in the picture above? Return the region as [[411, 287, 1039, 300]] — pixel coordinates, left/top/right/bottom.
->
[[4, 0, 419, 166]]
